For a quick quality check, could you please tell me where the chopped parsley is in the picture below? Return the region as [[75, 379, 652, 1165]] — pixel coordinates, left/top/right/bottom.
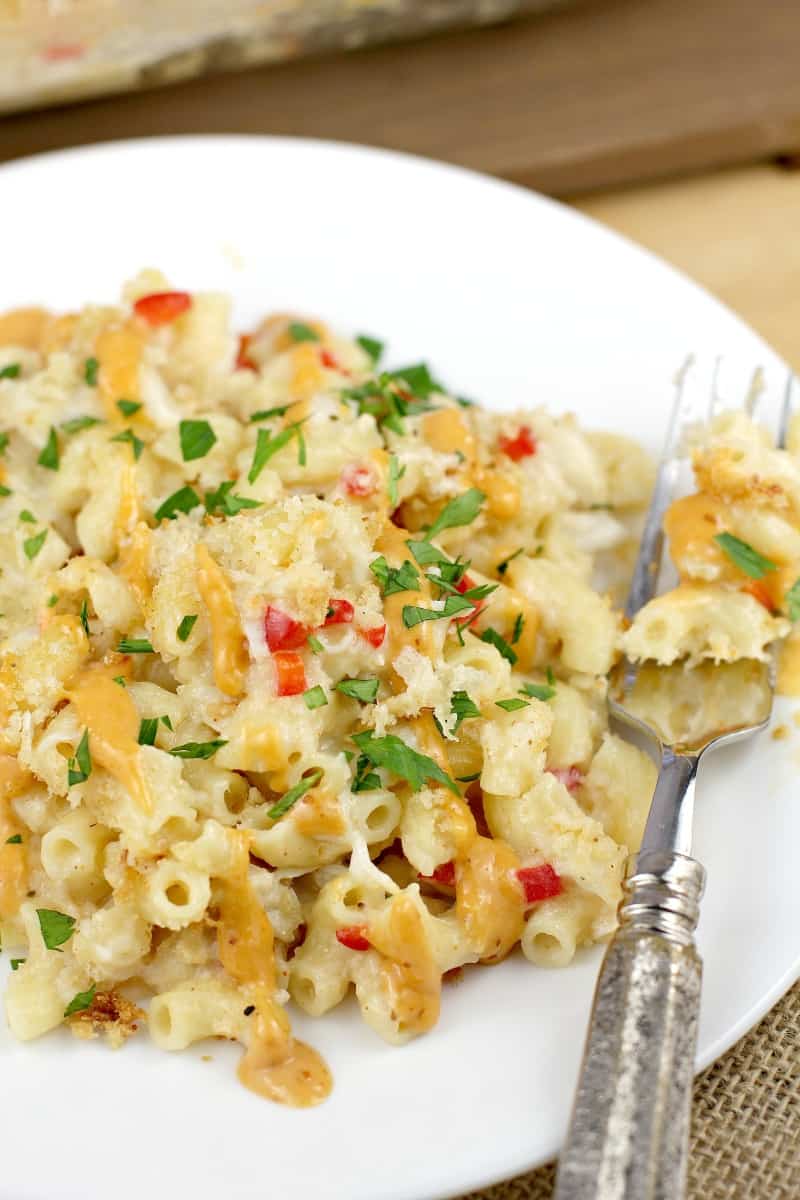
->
[[10, 958, 24, 970], [0, 363, 20, 379], [47, 594, 59, 607], [521, 681, 556, 702], [18, 510, 35, 523], [248, 423, 303, 483], [407, 539, 450, 567], [0, 433, 8, 455], [154, 486, 201, 522], [268, 768, 323, 819], [786, 578, 800, 621], [204, 480, 262, 518], [511, 613, 525, 644], [307, 634, 324, 654], [67, 729, 92, 786], [64, 984, 96, 1017], [249, 405, 289, 423], [179, 419, 217, 462], [79, 599, 90, 636], [110, 429, 144, 461], [388, 453, 404, 508], [83, 357, 99, 386], [296, 425, 307, 467], [351, 755, 381, 793], [302, 685, 328, 710], [37, 908, 76, 951], [334, 677, 379, 703], [117, 637, 153, 654], [497, 547, 524, 576], [496, 697, 529, 712], [288, 322, 320, 343], [425, 488, 485, 540], [357, 335, 384, 364], [116, 399, 142, 417], [112, 676, 126, 687], [402, 594, 473, 628], [23, 529, 47, 561], [714, 532, 776, 579], [451, 690, 481, 729], [369, 555, 419, 596], [176, 614, 198, 642], [169, 740, 228, 759], [138, 718, 159, 746], [480, 627, 518, 665], [0, 485, 11, 497], [388, 362, 441, 399], [5, 833, 22, 844], [456, 771, 480, 783], [37, 427, 60, 471], [351, 731, 459, 795], [62, 415, 102, 434]]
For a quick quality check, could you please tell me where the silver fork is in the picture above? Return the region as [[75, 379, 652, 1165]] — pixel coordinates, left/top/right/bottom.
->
[[554, 362, 793, 1200]]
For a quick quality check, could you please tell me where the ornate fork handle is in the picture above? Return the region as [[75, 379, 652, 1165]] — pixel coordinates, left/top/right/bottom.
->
[[554, 851, 706, 1200]]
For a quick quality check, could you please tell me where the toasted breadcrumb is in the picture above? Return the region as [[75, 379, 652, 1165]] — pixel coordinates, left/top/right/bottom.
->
[[69, 990, 144, 1048]]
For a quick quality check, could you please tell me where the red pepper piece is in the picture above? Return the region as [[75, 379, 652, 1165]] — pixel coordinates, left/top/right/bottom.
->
[[273, 650, 307, 696], [236, 334, 257, 371], [335, 925, 371, 951], [319, 348, 339, 370], [341, 464, 376, 498], [516, 863, 563, 904], [498, 426, 537, 461], [421, 860, 456, 887], [547, 766, 584, 794], [133, 291, 192, 327], [359, 624, 386, 648], [264, 605, 310, 652], [324, 599, 354, 626]]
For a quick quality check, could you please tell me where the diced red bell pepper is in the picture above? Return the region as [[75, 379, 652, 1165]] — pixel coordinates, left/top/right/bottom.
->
[[341, 464, 376, 498], [454, 573, 485, 627], [42, 42, 84, 61], [264, 605, 310, 652], [335, 925, 371, 951], [236, 334, 257, 371], [133, 291, 192, 327], [516, 863, 563, 904], [547, 766, 584, 794], [359, 623, 386, 648], [319, 348, 339, 370], [498, 425, 537, 462], [324, 598, 354, 626], [421, 860, 456, 887], [743, 580, 775, 613], [273, 650, 307, 696]]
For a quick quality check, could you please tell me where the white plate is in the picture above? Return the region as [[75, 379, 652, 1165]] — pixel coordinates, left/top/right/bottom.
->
[[1, 137, 799, 1200]]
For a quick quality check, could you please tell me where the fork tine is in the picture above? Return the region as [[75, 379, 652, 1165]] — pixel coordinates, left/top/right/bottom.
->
[[777, 369, 795, 450]]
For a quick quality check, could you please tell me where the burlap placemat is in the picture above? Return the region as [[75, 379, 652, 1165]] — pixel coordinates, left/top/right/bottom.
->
[[463, 980, 799, 1199]]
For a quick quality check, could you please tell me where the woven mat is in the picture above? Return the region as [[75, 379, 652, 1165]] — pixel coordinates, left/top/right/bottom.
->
[[463, 980, 800, 1199]]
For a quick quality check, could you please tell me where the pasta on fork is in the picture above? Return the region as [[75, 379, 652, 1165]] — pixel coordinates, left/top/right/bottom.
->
[[7, 273, 787, 1106]]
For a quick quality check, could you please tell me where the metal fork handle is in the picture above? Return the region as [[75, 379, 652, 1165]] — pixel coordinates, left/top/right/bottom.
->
[[554, 851, 706, 1200]]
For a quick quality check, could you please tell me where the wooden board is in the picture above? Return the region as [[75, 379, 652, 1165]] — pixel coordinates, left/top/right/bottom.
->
[[2, 0, 800, 194]]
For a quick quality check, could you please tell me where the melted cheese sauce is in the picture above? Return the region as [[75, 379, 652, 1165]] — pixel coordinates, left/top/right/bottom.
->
[[293, 786, 347, 838], [0, 756, 32, 918], [119, 522, 152, 612], [67, 669, 151, 812], [376, 522, 436, 685], [506, 590, 539, 666], [0, 308, 50, 349], [421, 408, 520, 519], [289, 343, 323, 403], [778, 632, 800, 696], [219, 831, 332, 1106], [114, 461, 142, 553], [368, 893, 440, 1037], [664, 493, 730, 579], [195, 544, 249, 698], [95, 323, 144, 422]]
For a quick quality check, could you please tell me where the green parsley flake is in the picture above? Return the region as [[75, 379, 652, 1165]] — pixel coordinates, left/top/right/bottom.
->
[[307, 634, 324, 654], [0, 363, 20, 379], [10, 958, 24, 970], [169, 740, 228, 759], [521, 681, 556, 702], [480, 627, 518, 665], [84, 357, 99, 386], [456, 771, 480, 783], [110, 429, 144, 461], [352, 731, 459, 795], [0, 485, 11, 497], [176, 614, 198, 642], [18, 510, 35, 523], [303, 685, 328, 710], [296, 426, 307, 467], [511, 613, 525, 645], [406, 540, 450, 567], [116, 399, 142, 417], [786, 578, 800, 621], [138, 718, 159, 746], [67, 729, 92, 787], [714, 532, 776, 579], [451, 690, 481, 729], [388, 453, 405, 508], [497, 547, 524, 576], [388, 363, 440, 399], [37, 427, 60, 471], [268, 768, 323, 820], [23, 529, 47, 561], [79, 599, 90, 636], [334, 678, 379, 703], [369, 555, 419, 596], [47, 594, 58, 607], [402, 594, 473, 628], [204, 481, 261, 518], [154, 486, 201, 522], [62, 416, 102, 434], [5, 833, 22, 844], [249, 405, 289, 423], [117, 637, 154, 654], [288, 322, 320, 343], [351, 755, 381, 793], [37, 908, 76, 951], [426, 488, 485, 541], [248, 424, 302, 483], [357, 335, 384, 364], [496, 698, 529, 712], [64, 984, 96, 1017], [0, 432, 9, 455], [112, 676, 126, 687], [179, 419, 217, 462]]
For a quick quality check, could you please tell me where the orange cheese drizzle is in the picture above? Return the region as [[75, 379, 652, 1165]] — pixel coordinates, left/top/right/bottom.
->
[[0, 756, 33, 918], [195, 544, 249, 698], [67, 668, 151, 812]]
